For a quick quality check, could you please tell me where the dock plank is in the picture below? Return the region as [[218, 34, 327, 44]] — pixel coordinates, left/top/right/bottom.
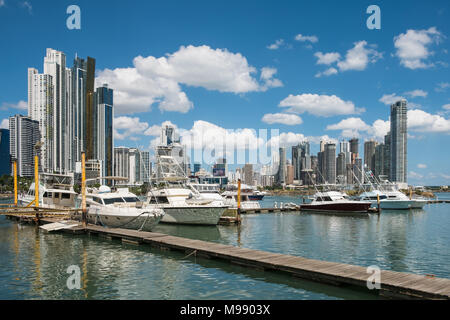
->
[[32, 221, 450, 300]]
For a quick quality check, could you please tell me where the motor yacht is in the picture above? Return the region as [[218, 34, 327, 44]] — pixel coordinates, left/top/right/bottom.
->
[[73, 186, 164, 231], [300, 191, 371, 215]]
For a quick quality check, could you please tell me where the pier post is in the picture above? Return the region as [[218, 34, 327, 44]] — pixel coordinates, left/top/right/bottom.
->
[[237, 179, 241, 223], [377, 193, 381, 215], [81, 152, 87, 227], [13, 159, 17, 207]]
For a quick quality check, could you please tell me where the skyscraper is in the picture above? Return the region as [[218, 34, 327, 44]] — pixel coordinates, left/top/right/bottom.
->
[[0, 129, 10, 176], [277, 147, 286, 185], [114, 147, 130, 184], [44, 48, 67, 173], [324, 143, 336, 184], [349, 138, 359, 163], [95, 84, 114, 179], [364, 139, 377, 174], [9, 115, 40, 177], [390, 100, 408, 183], [336, 152, 346, 184], [243, 163, 253, 185], [28, 69, 54, 172]]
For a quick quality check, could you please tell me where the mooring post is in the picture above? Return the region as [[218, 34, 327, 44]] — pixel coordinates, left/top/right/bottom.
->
[[237, 179, 241, 223], [81, 152, 87, 227], [34, 154, 40, 222], [377, 193, 381, 215]]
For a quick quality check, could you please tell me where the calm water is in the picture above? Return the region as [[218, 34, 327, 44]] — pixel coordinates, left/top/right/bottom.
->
[[0, 194, 449, 300]]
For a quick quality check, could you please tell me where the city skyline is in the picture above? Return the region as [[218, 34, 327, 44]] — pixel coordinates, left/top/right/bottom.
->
[[0, 0, 449, 184]]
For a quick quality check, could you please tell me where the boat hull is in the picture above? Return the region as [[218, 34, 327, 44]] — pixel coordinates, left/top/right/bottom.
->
[[82, 207, 164, 232], [300, 202, 371, 214], [368, 200, 414, 210], [161, 206, 227, 225]]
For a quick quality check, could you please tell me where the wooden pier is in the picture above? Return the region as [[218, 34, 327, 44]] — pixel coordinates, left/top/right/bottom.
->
[[12, 216, 447, 300]]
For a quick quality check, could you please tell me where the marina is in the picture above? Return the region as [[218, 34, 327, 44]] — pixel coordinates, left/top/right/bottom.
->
[[1, 192, 450, 300]]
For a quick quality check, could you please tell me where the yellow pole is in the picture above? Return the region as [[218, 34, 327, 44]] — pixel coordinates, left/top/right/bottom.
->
[[81, 152, 87, 226], [377, 193, 381, 214], [13, 160, 18, 207], [34, 155, 39, 208], [237, 179, 241, 209], [409, 187, 412, 200]]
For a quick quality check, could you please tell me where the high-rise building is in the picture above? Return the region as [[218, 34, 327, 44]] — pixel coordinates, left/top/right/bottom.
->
[[292, 141, 310, 180], [95, 84, 114, 179], [390, 100, 408, 183], [317, 151, 325, 184], [324, 143, 336, 184], [276, 147, 286, 185], [364, 139, 378, 174], [286, 164, 294, 185], [44, 48, 67, 174], [28, 69, 54, 172], [0, 129, 10, 176], [349, 138, 359, 163], [114, 147, 130, 184], [193, 163, 201, 175], [336, 152, 346, 184], [374, 143, 385, 179], [243, 163, 253, 185], [9, 115, 40, 177], [383, 133, 391, 179], [140, 151, 151, 183], [213, 158, 227, 176]]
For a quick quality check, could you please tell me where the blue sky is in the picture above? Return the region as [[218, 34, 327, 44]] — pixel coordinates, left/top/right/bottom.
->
[[0, 0, 449, 184]]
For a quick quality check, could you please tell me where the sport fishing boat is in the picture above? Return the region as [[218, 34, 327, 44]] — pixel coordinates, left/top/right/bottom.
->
[[147, 187, 228, 225], [221, 190, 261, 210], [300, 191, 371, 215], [149, 155, 228, 225], [73, 186, 164, 232], [358, 189, 415, 210], [19, 173, 78, 209]]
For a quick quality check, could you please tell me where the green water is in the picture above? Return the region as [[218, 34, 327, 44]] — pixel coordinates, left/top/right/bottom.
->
[[0, 195, 449, 300]]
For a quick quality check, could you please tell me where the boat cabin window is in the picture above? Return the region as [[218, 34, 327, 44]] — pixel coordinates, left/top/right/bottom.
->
[[92, 197, 103, 204], [43, 192, 50, 198], [316, 196, 332, 202], [123, 197, 140, 203], [103, 198, 125, 205], [62, 193, 71, 199], [148, 196, 169, 204]]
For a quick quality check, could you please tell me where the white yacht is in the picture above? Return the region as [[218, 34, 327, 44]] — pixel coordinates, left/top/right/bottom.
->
[[147, 188, 228, 225], [221, 190, 261, 210], [384, 189, 427, 209], [74, 186, 164, 232], [19, 182, 78, 209], [358, 190, 415, 210]]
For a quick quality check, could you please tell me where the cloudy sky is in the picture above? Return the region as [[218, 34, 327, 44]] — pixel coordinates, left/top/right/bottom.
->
[[0, 0, 449, 184]]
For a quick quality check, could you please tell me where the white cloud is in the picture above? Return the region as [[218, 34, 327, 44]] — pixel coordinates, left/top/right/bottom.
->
[[279, 93, 363, 117], [443, 104, 450, 110], [435, 82, 450, 92], [96, 45, 281, 114], [409, 171, 424, 180], [326, 117, 390, 140], [408, 109, 450, 133], [394, 27, 441, 69], [337, 41, 382, 71], [143, 121, 177, 136], [114, 116, 149, 140], [260, 67, 283, 90], [0, 100, 27, 111], [20, 1, 32, 14], [0, 119, 8, 129], [314, 52, 341, 65], [261, 113, 303, 125], [0, 0, 5, 7], [326, 117, 371, 131], [267, 39, 284, 50], [379, 93, 406, 105], [315, 67, 338, 78], [295, 34, 318, 43], [417, 164, 427, 169], [404, 89, 428, 98], [370, 119, 390, 139]]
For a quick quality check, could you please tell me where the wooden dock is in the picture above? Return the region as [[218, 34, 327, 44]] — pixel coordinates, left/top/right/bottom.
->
[[28, 217, 450, 300]]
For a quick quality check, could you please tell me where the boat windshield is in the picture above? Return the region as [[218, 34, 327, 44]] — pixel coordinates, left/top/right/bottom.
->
[[103, 198, 126, 205], [122, 197, 140, 203]]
